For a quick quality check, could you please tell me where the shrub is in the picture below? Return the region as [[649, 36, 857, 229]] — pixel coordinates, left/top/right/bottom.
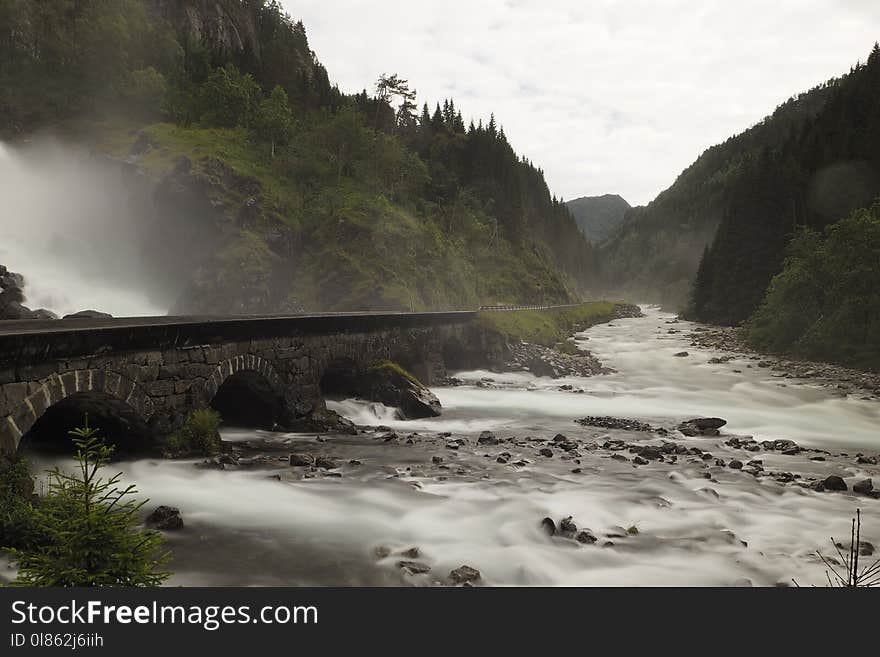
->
[[0, 454, 40, 551], [164, 409, 222, 457], [10, 425, 169, 587]]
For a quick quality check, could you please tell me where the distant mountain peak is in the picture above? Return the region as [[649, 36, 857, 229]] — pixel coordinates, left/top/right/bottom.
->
[[565, 194, 631, 243]]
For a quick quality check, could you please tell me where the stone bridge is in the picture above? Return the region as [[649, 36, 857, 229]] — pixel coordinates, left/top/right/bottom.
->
[[0, 312, 477, 454]]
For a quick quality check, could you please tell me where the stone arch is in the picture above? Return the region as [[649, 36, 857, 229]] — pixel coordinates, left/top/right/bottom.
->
[[2, 369, 154, 454], [204, 354, 282, 401], [205, 355, 285, 429]]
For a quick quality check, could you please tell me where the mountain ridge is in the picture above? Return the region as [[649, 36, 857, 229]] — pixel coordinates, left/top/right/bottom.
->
[[564, 194, 631, 244]]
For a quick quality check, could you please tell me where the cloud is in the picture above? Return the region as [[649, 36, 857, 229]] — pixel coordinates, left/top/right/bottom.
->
[[282, 0, 879, 205]]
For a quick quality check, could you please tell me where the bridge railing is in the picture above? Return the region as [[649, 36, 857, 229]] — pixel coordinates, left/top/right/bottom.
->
[[477, 303, 583, 312]]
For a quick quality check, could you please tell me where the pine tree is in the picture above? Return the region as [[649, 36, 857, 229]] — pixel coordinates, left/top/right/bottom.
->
[[10, 424, 169, 587]]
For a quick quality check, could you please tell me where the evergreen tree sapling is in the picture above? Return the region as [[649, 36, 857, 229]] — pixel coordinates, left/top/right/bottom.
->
[[10, 424, 169, 587]]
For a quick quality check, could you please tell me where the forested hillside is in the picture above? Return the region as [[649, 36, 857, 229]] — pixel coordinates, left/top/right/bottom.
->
[[689, 46, 880, 326], [744, 202, 880, 370], [598, 44, 880, 369], [565, 194, 631, 244], [600, 76, 840, 310], [0, 0, 596, 313]]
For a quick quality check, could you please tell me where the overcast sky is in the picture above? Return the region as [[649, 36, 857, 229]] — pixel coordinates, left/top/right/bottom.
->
[[283, 0, 879, 206]]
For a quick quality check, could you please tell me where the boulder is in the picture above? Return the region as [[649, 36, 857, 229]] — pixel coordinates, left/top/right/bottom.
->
[[289, 453, 316, 466], [364, 361, 441, 419], [576, 530, 598, 544], [559, 516, 577, 538], [397, 561, 431, 575], [853, 478, 873, 495], [636, 445, 663, 460], [146, 505, 183, 531], [449, 565, 481, 584], [477, 431, 500, 445], [315, 456, 338, 470], [822, 475, 847, 492], [678, 417, 727, 437]]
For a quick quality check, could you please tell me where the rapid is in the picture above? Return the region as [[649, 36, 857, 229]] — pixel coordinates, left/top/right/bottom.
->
[[9, 307, 879, 587]]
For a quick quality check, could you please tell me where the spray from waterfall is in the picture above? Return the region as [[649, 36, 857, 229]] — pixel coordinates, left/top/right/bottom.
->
[[0, 140, 170, 317]]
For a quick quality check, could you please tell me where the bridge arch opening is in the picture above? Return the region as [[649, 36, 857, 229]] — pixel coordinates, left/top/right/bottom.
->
[[319, 358, 363, 400], [19, 392, 155, 457], [210, 370, 282, 430]]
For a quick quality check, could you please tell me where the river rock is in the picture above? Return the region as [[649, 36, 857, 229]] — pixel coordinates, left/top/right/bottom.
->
[[478, 431, 500, 445], [398, 560, 431, 575], [636, 445, 663, 460], [289, 453, 316, 466], [539, 447, 553, 457], [678, 417, 727, 437], [852, 478, 873, 495], [449, 565, 481, 584], [576, 530, 598, 544], [674, 351, 689, 357], [315, 455, 338, 470], [822, 475, 847, 492], [729, 459, 743, 469], [146, 505, 183, 530], [363, 362, 442, 419], [559, 516, 577, 538]]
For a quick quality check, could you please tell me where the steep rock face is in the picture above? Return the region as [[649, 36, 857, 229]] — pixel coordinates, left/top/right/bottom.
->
[[0, 265, 57, 320], [565, 194, 631, 244], [139, 154, 303, 316], [142, 0, 260, 58]]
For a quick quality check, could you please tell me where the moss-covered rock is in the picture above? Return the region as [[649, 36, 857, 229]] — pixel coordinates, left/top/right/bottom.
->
[[364, 361, 441, 420]]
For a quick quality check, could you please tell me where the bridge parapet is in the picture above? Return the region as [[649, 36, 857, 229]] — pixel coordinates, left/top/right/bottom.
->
[[0, 311, 475, 453]]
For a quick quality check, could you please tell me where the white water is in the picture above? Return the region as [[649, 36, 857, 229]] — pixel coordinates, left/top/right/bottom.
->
[[11, 307, 880, 587], [0, 141, 166, 317]]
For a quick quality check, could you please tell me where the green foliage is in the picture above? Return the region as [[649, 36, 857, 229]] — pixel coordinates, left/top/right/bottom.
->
[[478, 302, 619, 348], [744, 202, 880, 370], [0, 454, 40, 551], [197, 64, 262, 128], [253, 85, 294, 157], [605, 43, 880, 320], [121, 67, 169, 120], [4, 0, 598, 310], [369, 360, 423, 387], [0, 0, 181, 132], [10, 425, 169, 587], [165, 409, 223, 458]]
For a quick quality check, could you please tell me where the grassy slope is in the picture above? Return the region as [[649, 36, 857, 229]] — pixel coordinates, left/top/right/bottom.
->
[[477, 301, 619, 348], [89, 120, 577, 312]]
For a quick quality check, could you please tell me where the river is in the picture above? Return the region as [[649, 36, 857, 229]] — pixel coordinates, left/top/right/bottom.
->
[[12, 307, 880, 587]]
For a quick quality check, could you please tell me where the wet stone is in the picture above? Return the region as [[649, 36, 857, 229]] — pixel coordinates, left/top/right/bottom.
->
[[398, 561, 431, 575], [449, 565, 481, 585], [822, 475, 847, 492], [289, 453, 317, 467]]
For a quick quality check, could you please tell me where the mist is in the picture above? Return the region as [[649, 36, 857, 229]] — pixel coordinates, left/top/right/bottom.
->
[[0, 140, 172, 318]]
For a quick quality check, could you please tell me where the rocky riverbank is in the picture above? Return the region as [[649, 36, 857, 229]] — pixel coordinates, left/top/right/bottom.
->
[[464, 302, 644, 380], [683, 322, 880, 400]]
